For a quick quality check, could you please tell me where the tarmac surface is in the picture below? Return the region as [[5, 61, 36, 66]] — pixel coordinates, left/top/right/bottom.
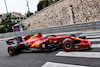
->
[[0, 31, 100, 67]]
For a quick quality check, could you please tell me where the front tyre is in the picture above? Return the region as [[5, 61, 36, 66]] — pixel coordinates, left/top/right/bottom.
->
[[62, 40, 74, 52]]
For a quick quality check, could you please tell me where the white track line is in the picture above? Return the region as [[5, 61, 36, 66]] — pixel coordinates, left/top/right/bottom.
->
[[91, 44, 100, 48], [86, 35, 100, 38], [83, 31, 100, 34], [56, 51, 100, 58], [41, 62, 90, 67], [88, 39, 100, 42], [80, 33, 100, 36]]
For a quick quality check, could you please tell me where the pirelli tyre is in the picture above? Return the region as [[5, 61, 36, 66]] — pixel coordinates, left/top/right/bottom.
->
[[8, 44, 21, 55], [62, 38, 74, 52]]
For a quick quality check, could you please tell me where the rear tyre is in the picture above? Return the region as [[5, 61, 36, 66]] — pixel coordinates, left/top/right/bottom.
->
[[62, 39, 74, 52], [8, 46, 15, 55], [8, 44, 21, 55]]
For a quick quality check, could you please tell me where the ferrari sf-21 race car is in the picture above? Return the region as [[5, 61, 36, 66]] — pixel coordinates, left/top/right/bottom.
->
[[6, 33, 91, 55]]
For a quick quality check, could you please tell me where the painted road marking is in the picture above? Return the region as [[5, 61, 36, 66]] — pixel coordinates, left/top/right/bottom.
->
[[83, 31, 100, 34], [91, 44, 100, 48], [86, 35, 100, 38], [56, 51, 100, 58], [80, 33, 100, 36], [88, 39, 100, 42], [41, 62, 90, 67]]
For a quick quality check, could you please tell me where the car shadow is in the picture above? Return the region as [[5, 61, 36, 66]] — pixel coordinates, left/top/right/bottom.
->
[[8, 48, 92, 56], [21, 48, 60, 53]]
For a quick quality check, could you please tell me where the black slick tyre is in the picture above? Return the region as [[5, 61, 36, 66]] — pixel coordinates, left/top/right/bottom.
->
[[8, 44, 21, 55], [62, 38, 74, 52]]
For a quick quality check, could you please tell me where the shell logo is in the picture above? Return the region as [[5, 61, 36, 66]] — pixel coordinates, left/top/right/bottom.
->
[[76, 37, 83, 40], [36, 43, 40, 47], [49, 40, 52, 43], [80, 38, 83, 40]]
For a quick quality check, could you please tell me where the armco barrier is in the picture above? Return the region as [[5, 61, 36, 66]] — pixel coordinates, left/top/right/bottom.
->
[[15, 30, 32, 37], [3, 32, 16, 38], [0, 21, 100, 38], [0, 34, 3, 38]]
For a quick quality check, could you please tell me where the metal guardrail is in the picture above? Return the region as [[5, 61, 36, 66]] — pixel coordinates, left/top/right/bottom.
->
[[0, 21, 100, 38]]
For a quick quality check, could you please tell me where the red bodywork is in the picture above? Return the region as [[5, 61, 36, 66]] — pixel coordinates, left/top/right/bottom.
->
[[70, 36, 91, 49], [7, 34, 91, 51], [18, 34, 91, 50]]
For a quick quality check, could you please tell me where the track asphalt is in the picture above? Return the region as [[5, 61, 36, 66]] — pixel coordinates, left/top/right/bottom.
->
[[0, 31, 100, 67]]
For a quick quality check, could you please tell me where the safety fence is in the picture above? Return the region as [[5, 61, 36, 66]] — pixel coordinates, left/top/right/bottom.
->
[[0, 21, 100, 38]]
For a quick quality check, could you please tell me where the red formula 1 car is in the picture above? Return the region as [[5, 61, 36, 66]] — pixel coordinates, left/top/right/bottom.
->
[[6, 33, 91, 55]]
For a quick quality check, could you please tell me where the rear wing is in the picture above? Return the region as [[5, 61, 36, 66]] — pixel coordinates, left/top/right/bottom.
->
[[6, 37, 22, 45]]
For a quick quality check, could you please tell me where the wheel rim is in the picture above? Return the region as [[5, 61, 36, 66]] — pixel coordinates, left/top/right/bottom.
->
[[64, 42, 72, 50], [8, 48, 13, 54]]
